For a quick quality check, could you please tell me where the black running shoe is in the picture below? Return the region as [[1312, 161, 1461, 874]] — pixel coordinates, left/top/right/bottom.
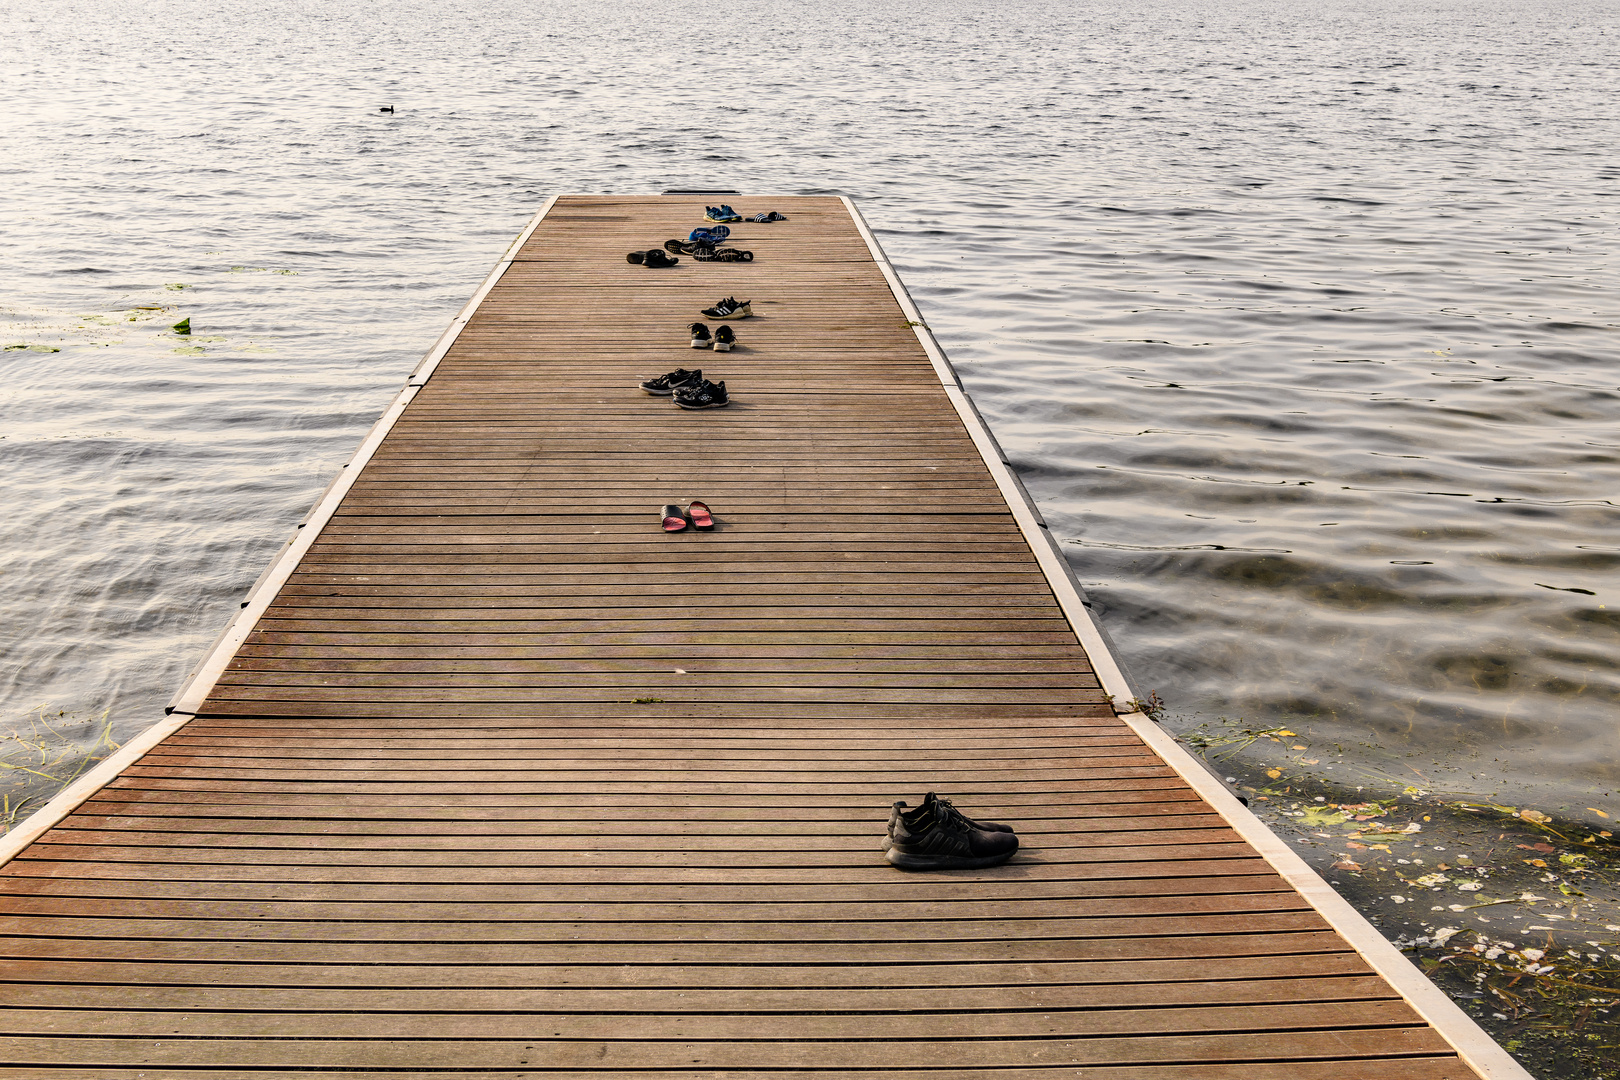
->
[[640, 367, 702, 396], [640, 248, 679, 268], [666, 238, 717, 257], [886, 796, 1018, 871], [712, 325, 735, 352], [700, 297, 751, 319], [882, 793, 1012, 851], [687, 322, 711, 348], [693, 246, 754, 262], [673, 378, 729, 410]]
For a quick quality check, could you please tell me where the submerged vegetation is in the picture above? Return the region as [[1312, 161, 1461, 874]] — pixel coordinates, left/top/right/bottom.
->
[[1, 706, 121, 832], [1177, 713, 1620, 1078]]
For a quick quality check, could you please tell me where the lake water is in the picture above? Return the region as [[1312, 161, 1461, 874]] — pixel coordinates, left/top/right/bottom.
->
[[2, 0, 1617, 819]]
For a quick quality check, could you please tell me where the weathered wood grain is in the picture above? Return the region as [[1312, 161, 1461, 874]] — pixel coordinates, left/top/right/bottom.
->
[[0, 194, 1482, 1079]]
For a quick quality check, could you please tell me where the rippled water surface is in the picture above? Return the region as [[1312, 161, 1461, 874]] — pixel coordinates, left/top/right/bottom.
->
[[2, 0, 1617, 810]]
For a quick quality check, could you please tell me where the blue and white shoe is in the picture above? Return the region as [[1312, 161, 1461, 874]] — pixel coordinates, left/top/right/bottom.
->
[[705, 205, 742, 223], [687, 226, 731, 243]]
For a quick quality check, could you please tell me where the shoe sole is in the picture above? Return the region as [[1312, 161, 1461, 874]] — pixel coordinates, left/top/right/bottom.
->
[[704, 310, 750, 320], [689, 340, 709, 348], [674, 399, 729, 410], [641, 386, 674, 396], [712, 343, 732, 352], [885, 847, 1016, 871]]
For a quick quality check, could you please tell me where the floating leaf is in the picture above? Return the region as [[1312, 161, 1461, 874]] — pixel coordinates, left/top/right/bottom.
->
[[1300, 806, 1347, 827], [172, 318, 191, 335]]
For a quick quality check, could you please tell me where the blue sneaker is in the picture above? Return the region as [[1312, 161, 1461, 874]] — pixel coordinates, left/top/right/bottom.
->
[[687, 226, 731, 243], [705, 205, 742, 223], [718, 204, 741, 221]]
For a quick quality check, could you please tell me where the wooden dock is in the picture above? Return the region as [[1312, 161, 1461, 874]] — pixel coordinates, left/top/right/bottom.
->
[[0, 195, 1525, 1079]]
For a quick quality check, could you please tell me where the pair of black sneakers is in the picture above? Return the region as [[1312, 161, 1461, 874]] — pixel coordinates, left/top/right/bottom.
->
[[639, 367, 729, 409], [884, 792, 1018, 871]]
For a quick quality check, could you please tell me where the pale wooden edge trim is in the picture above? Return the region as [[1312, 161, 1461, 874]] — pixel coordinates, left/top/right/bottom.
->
[[843, 196, 1531, 1080], [840, 197, 962, 388], [409, 195, 558, 385], [166, 196, 558, 714], [0, 200, 562, 865], [1115, 709, 1532, 1079], [0, 714, 193, 860]]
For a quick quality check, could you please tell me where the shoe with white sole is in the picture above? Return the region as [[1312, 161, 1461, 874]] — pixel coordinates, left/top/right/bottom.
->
[[640, 367, 702, 396], [687, 322, 711, 348], [673, 378, 729, 410], [700, 297, 751, 320], [712, 325, 735, 352]]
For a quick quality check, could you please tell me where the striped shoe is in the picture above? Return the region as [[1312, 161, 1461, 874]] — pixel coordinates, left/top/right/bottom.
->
[[700, 297, 751, 320]]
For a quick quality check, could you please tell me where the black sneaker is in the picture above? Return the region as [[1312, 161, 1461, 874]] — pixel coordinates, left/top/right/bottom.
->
[[692, 246, 754, 262], [666, 238, 717, 257], [673, 378, 729, 410], [640, 367, 702, 396], [687, 322, 711, 349], [641, 248, 679, 268], [712, 325, 735, 352], [882, 793, 1012, 851], [886, 797, 1018, 871], [700, 297, 751, 319]]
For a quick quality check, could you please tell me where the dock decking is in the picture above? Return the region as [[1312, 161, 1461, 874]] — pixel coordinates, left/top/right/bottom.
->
[[0, 196, 1521, 1078]]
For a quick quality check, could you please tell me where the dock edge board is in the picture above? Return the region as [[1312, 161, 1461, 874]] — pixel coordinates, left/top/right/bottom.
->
[[0, 198, 560, 867], [842, 195, 1531, 1080], [1, 193, 1533, 1080]]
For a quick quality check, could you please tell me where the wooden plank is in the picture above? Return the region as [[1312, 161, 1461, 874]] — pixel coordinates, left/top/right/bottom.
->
[[0, 194, 1497, 1080]]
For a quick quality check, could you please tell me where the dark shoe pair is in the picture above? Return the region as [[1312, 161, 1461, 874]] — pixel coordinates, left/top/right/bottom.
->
[[638, 367, 730, 409], [885, 792, 1017, 871], [666, 238, 715, 258], [661, 501, 714, 532], [693, 246, 754, 262], [688, 323, 735, 351], [674, 378, 728, 410], [627, 248, 679, 267]]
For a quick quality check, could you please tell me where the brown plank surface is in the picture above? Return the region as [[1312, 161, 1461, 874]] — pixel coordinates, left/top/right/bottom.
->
[[0, 195, 1483, 1079]]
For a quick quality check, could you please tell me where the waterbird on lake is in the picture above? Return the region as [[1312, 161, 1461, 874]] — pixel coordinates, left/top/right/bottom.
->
[[379, 105, 394, 113]]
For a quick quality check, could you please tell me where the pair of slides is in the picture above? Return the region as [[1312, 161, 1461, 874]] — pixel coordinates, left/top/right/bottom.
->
[[661, 501, 713, 532]]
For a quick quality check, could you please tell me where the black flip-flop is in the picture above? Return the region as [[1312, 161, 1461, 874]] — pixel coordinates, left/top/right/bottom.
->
[[660, 504, 688, 532], [687, 501, 714, 530]]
